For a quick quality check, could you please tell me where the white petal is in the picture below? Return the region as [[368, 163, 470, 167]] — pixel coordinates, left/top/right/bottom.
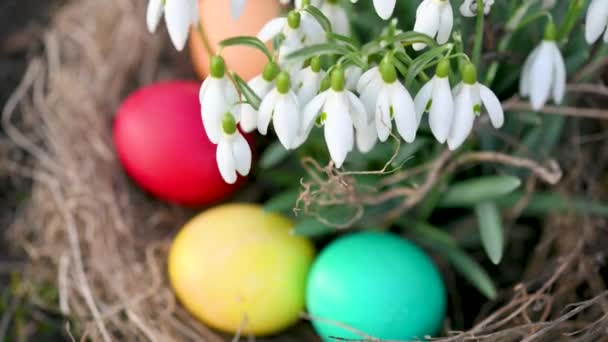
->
[[356, 121, 378, 153], [345, 66, 362, 91], [190, 0, 199, 25], [375, 90, 392, 142], [550, 43, 566, 104], [232, 132, 252, 176], [295, 68, 323, 105], [273, 93, 300, 149], [429, 77, 453, 143], [146, 0, 163, 33], [200, 80, 225, 144], [248, 75, 272, 98], [322, 3, 350, 36], [257, 17, 287, 42], [360, 77, 383, 122], [302, 13, 326, 44], [452, 82, 463, 97], [478, 84, 504, 128], [586, 0, 608, 44], [239, 104, 258, 133], [413, 0, 440, 50], [164, 0, 193, 51], [528, 42, 554, 110], [459, 0, 475, 17], [217, 137, 237, 184], [414, 79, 433, 126], [298, 91, 329, 144], [357, 67, 380, 94], [437, 2, 454, 45], [373, 0, 397, 20], [231, 0, 246, 19], [519, 45, 540, 97], [346, 91, 368, 130], [391, 83, 418, 143], [448, 85, 475, 150], [257, 89, 279, 135], [324, 96, 353, 167]]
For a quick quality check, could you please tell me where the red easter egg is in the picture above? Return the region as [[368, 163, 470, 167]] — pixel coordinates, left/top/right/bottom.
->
[[113, 81, 247, 207]]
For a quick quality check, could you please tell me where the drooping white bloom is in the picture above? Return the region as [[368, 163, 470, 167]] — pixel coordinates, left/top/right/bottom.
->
[[200, 56, 240, 144], [258, 11, 324, 70], [345, 66, 363, 91], [293, 57, 325, 105], [299, 69, 368, 166], [519, 40, 566, 110], [239, 62, 280, 132], [258, 72, 302, 150], [459, 0, 495, 17], [413, 0, 453, 51], [357, 63, 418, 143], [146, 0, 199, 51], [585, 0, 608, 44], [414, 60, 454, 143], [216, 113, 252, 184], [373, 0, 397, 20], [320, 1, 351, 36], [447, 64, 504, 150]]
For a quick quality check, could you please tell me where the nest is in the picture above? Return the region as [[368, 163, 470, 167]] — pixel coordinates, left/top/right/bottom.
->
[[2, 0, 608, 341]]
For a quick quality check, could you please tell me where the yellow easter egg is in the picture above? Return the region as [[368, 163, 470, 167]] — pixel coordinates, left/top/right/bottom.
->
[[168, 204, 315, 336]]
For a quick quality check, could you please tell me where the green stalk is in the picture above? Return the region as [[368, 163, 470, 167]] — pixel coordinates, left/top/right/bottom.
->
[[471, 0, 485, 68]]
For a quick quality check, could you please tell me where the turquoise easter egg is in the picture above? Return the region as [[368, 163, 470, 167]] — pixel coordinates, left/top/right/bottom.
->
[[306, 232, 446, 341]]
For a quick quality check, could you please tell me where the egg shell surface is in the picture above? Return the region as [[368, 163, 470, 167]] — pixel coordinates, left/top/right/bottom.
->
[[168, 203, 316, 336], [113, 81, 244, 207], [190, 0, 282, 81], [306, 231, 447, 341]]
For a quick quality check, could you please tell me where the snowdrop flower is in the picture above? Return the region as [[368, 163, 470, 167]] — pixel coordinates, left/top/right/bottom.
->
[[413, 0, 453, 51], [345, 65, 363, 91], [357, 59, 418, 143], [585, 0, 608, 44], [258, 72, 302, 149], [519, 22, 566, 110], [216, 113, 252, 184], [258, 11, 324, 69], [415, 60, 454, 143], [239, 62, 280, 132], [200, 56, 239, 144], [294, 57, 325, 105], [373, 0, 397, 20], [448, 63, 504, 150], [320, 1, 351, 36], [300, 68, 368, 166], [459, 0, 494, 17], [146, 0, 199, 51]]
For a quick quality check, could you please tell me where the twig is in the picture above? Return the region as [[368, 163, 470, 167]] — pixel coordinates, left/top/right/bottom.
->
[[503, 97, 608, 120], [567, 83, 608, 97]]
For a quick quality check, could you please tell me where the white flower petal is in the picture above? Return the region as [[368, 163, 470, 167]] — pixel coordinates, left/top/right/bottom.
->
[[257, 17, 287, 42], [321, 3, 350, 36], [356, 121, 378, 153], [346, 91, 368, 130], [585, 0, 608, 44], [413, 0, 440, 50], [239, 104, 258, 133], [373, 0, 397, 20], [231, 0, 247, 19], [391, 83, 418, 143], [232, 132, 252, 176], [164, 0, 193, 51], [414, 79, 433, 126], [273, 93, 300, 149], [550, 43, 566, 105], [190, 0, 199, 25], [360, 77, 383, 122], [357, 67, 380, 94], [519, 44, 540, 97], [529, 42, 554, 110], [200, 80, 225, 144], [217, 137, 237, 184], [437, 2, 453, 45], [295, 68, 324, 105], [375, 90, 392, 142], [297, 91, 329, 145], [429, 76, 453, 143], [302, 13, 326, 44], [448, 85, 475, 150], [478, 84, 504, 128], [345, 66, 363, 91], [146, 0, 163, 33], [324, 95, 353, 167], [257, 89, 279, 135]]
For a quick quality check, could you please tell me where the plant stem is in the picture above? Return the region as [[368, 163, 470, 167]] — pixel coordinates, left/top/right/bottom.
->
[[196, 22, 215, 56], [471, 0, 485, 68]]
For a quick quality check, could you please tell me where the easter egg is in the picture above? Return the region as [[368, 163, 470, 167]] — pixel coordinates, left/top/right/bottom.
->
[[189, 0, 282, 81], [168, 204, 315, 336], [306, 232, 446, 341], [113, 81, 245, 207]]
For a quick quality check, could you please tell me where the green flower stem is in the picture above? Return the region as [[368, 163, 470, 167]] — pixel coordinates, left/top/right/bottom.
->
[[471, 0, 485, 69], [196, 23, 215, 57], [558, 0, 586, 44]]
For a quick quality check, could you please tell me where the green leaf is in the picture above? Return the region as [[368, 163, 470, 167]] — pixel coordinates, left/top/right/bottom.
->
[[259, 142, 290, 169], [439, 175, 522, 207], [475, 202, 504, 264], [304, 5, 332, 33], [389, 31, 438, 49], [292, 218, 334, 238], [405, 45, 450, 87], [495, 191, 608, 217], [286, 43, 351, 61], [232, 73, 262, 110], [219, 36, 272, 61], [327, 32, 358, 51], [264, 190, 300, 213], [409, 221, 497, 299]]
